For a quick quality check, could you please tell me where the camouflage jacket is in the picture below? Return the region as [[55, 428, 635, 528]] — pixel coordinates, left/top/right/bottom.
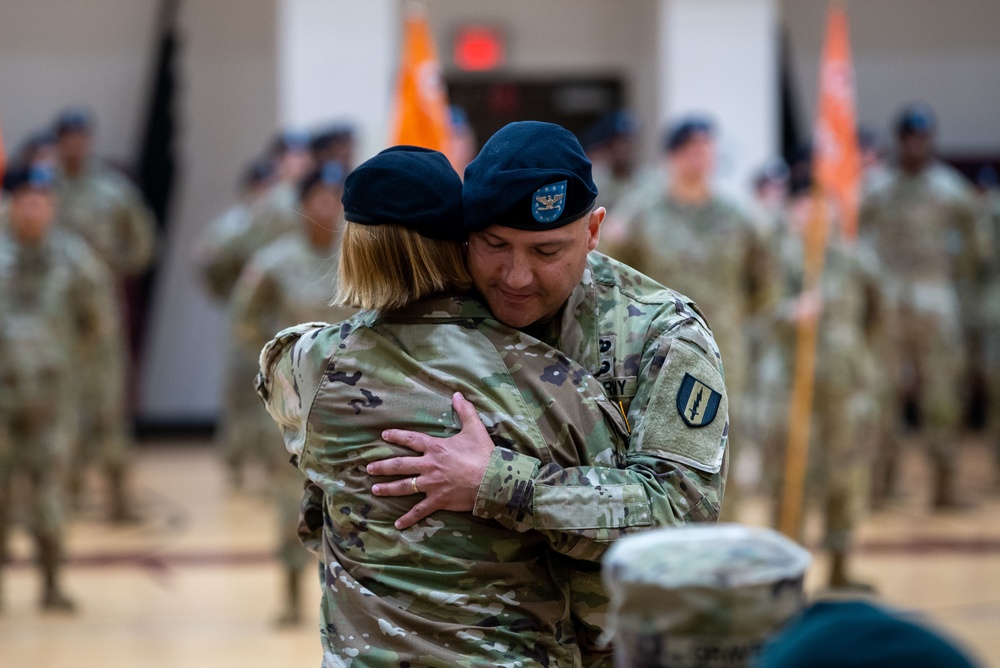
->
[[859, 162, 985, 320], [231, 232, 354, 357], [0, 226, 112, 449], [611, 194, 774, 383], [193, 183, 300, 302], [473, 252, 728, 548], [258, 294, 631, 667], [53, 160, 156, 275]]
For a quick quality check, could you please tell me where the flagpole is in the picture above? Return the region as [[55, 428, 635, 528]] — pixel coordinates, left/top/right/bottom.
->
[[778, 186, 830, 539]]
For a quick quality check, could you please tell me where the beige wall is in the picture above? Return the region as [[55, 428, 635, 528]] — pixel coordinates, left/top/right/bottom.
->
[[783, 0, 1000, 155]]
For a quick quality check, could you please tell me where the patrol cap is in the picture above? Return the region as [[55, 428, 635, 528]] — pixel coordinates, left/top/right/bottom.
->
[[757, 600, 980, 668], [342, 146, 464, 241], [54, 107, 94, 135], [663, 116, 714, 153], [2, 164, 55, 194], [896, 104, 936, 137], [463, 121, 598, 233], [298, 161, 347, 201], [602, 524, 811, 668]]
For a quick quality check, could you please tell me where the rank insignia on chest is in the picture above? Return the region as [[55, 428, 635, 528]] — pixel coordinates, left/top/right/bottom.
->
[[675, 373, 722, 428], [532, 181, 567, 223]]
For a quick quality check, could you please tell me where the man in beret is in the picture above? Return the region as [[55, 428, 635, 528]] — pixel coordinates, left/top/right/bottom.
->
[[368, 121, 730, 658], [51, 107, 157, 521], [0, 165, 113, 610], [860, 104, 986, 510], [600, 116, 774, 521]]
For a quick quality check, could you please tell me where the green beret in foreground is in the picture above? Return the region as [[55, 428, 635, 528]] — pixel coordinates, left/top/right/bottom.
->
[[602, 524, 811, 668]]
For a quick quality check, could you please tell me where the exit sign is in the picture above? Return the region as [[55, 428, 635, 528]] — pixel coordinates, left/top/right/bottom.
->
[[454, 26, 506, 72]]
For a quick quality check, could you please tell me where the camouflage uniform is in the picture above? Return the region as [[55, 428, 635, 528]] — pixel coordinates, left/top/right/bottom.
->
[[230, 232, 354, 581], [602, 524, 811, 667], [766, 229, 882, 580], [52, 160, 156, 516], [612, 195, 772, 519], [859, 163, 984, 507], [259, 294, 632, 667], [982, 189, 1000, 483], [0, 225, 112, 607], [195, 183, 300, 478]]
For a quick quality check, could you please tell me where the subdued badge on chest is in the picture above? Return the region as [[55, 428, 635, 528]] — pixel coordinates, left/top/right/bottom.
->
[[597, 334, 637, 400]]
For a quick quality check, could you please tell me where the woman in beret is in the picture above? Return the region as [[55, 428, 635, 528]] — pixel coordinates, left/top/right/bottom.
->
[[257, 146, 626, 668]]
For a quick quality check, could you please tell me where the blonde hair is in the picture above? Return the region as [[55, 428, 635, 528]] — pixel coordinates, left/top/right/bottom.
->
[[334, 222, 473, 311]]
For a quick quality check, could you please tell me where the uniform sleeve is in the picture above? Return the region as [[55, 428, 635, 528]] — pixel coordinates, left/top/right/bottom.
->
[[231, 257, 280, 353], [472, 320, 728, 562], [66, 238, 118, 350], [193, 210, 246, 301], [112, 179, 157, 274]]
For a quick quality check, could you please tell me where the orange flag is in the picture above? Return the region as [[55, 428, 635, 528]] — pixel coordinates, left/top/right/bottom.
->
[[389, 6, 452, 154], [812, 2, 861, 240]]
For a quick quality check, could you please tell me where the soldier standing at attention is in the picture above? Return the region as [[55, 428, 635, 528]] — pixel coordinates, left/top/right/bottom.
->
[[50, 108, 156, 521], [0, 166, 113, 611], [602, 117, 773, 520], [860, 105, 985, 510], [582, 110, 640, 215], [230, 162, 355, 625]]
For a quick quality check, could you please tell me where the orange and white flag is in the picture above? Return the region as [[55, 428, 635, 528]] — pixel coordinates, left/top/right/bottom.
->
[[812, 2, 861, 240], [389, 5, 451, 154]]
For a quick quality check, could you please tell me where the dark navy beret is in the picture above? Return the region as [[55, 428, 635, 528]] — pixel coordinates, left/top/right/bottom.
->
[[310, 124, 355, 153], [271, 129, 310, 156], [463, 121, 598, 233], [757, 601, 979, 668], [896, 103, 936, 137], [54, 107, 94, 135], [3, 164, 55, 194], [581, 109, 637, 150], [342, 146, 465, 242], [663, 115, 714, 153], [298, 161, 347, 201]]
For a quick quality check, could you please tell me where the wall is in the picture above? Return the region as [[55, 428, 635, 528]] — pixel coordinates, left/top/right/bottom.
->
[[782, 0, 1000, 156]]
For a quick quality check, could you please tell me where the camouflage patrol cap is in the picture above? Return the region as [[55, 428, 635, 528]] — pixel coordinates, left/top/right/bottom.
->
[[602, 524, 811, 668], [342, 145, 465, 241], [463, 121, 598, 233]]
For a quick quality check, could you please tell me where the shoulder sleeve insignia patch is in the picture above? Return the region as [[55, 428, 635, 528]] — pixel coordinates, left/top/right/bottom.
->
[[675, 373, 722, 428]]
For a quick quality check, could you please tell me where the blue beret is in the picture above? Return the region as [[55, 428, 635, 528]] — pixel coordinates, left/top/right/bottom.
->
[[463, 121, 597, 233], [271, 129, 310, 155], [342, 146, 465, 242], [581, 109, 637, 150], [54, 107, 94, 135], [298, 161, 347, 201], [757, 601, 979, 668], [896, 104, 936, 137], [663, 115, 714, 153], [3, 164, 55, 194], [310, 124, 355, 153]]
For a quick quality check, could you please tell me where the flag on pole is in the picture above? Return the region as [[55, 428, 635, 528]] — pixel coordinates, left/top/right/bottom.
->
[[389, 4, 452, 154], [779, 1, 859, 539], [812, 2, 861, 240]]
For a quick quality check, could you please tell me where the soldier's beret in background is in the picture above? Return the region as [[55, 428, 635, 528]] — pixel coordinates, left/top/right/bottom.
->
[[2, 164, 55, 194], [581, 109, 638, 151], [896, 103, 936, 137], [663, 115, 714, 153], [342, 145, 465, 242], [310, 124, 355, 153], [298, 161, 347, 201], [271, 129, 310, 156], [757, 600, 980, 668], [463, 121, 598, 233], [54, 107, 94, 135]]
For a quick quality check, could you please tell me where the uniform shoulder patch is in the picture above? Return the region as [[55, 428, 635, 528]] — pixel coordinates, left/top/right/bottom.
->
[[675, 373, 722, 428]]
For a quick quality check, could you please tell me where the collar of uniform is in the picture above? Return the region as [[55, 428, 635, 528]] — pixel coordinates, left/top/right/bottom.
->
[[377, 292, 492, 323]]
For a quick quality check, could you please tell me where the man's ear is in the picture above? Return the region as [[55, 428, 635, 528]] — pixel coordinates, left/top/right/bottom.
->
[[586, 207, 606, 252]]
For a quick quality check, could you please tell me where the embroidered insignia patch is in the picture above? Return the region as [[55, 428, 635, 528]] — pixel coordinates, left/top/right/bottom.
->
[[532, 181, 567, 223], [675, 373, 722, 428]]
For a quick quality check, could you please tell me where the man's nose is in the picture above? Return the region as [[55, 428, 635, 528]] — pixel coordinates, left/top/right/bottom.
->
[[501, 257, 534, 290]]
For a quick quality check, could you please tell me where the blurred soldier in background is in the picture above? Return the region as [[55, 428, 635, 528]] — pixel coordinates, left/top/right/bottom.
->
[[0, 166, 113, 611], [50, 108, 157, 522], [767, 168, 883, 588], [582, 109, 640, 214], [447, 106, 477, 177], [196, 131, 313, 486], [977, 165, 1000, 489], [230, 163, 354, 625], [860, 104, 985, 510], [610, 117, 774, 520], [858, 125, 890, 195], [602, 524, 811, 668], [749, 157, 790, 240], [309, 124, 355, 173]]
